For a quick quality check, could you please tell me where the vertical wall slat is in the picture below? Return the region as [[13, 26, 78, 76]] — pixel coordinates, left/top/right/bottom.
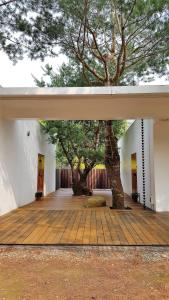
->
[[57, 168, 110, 189]]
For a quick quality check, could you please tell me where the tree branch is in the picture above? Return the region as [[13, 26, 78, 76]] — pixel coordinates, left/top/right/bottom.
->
[[0, 0, 16, 7], [124, 0, 137, 27], [126, 37, 167, 64], [126, 14, 163, 44], [69, 29, 104, 82], [112, 16, 126, 84], [59, 137, 73, 168], [86, 25, 110, 82], [125, 47, 169, 70]]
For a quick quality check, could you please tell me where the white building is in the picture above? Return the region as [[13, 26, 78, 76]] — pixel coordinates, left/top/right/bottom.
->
[[0, 86, 169, 214], [119, 119, 169, 212], [0, 119, 56, 215]]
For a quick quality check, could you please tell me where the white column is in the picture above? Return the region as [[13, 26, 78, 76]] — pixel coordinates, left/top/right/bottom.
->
[[153, 120, 169, 211]]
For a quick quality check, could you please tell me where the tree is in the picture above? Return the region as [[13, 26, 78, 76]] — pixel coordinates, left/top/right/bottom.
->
[[41, 118, 127, 197], [104, 120, 124, 208], [41, 120, 104, 196], [3, 1, 169, 79], [53, 0, 168, 208], [36, 63, 127, 201], [9, 0, 168, 80], [2, 0, 169, 207]]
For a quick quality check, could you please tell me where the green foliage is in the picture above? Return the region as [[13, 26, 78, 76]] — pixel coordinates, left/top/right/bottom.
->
[[34, 61, 91, 87], [41, 120, 105, 168], [1, 0, 168, 80], [56, 0, 169, 83], [40, 118, 127, 167], [112, 120, 128, 139], [0, 0, 62, 61]]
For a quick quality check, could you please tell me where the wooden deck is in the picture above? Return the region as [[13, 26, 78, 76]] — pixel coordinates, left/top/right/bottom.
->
[[0, 189, 169, 245]]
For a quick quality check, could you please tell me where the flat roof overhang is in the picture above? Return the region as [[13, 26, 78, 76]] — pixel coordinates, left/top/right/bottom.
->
[[0, 86, 169, 119]]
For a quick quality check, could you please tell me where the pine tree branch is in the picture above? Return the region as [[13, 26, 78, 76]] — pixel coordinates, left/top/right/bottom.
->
[[0, 0, 16, 7], [70, 33, 104, 82], [82, 66, 92, 86], [87, 26, 109, 82], [126, 14, 163, 44], [126, 15, 150, 28], [124, 0, 137, 27], [111, 0, 122, 35], [126, 37, 167, 64], [125, 47, 169, 70], [112, 16, 126, 84]]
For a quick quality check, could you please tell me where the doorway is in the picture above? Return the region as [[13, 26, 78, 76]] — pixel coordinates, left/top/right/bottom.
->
[[37, 154, 45, 194], [131, 153, 137, 193]]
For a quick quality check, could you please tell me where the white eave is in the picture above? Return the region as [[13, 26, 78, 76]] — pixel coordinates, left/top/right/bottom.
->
[[0, 86, 168, 119], [0, 85, 168, 97]]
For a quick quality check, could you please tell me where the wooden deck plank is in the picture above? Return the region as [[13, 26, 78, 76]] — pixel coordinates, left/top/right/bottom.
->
[[34, 211, 61, 244], [50, 211, 74, 244], [109, 212, 129, 245], [100, 211, 113, 244], [115, 213, 136, 245], [75, 211, 86, 244], [83, 210, 91, 244], [122, 213, 145, 245], [67, 211, 82, 244], [0, 212, 33, 243], [89, 210, 98, 244], [61, 211, 78, 244], [0, 190, 169, 245], [131, 213, 162, 245], [125, 212, 150, 245], [96, 210, 105, 244], [104, 211, 121, 245], [10, 212, 45, 244], [137, 213, 169, 245]]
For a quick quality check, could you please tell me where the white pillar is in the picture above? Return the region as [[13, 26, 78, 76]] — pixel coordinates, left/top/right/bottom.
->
[[153, 120, 169, 211]]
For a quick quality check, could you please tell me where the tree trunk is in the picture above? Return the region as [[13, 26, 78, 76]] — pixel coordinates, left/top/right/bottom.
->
[[104, 120, 124, 209], [71, 169, 92, 196]]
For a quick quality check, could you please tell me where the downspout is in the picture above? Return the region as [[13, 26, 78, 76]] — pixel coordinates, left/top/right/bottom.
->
[[141, 119, 146, 209]]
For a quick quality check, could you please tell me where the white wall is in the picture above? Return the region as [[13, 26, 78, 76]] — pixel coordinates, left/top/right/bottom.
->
[[119, 121, 141, 197], [153, 120, 169, 211], [119, 120, 154, 209], [0, 119, 55, 215]]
